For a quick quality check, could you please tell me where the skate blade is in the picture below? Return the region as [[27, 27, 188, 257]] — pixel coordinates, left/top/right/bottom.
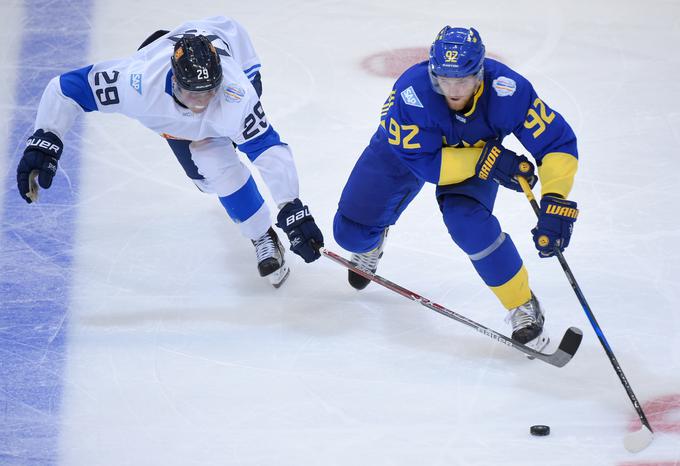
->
[[525, 333, 550, 360], [348, 270, 371, 290], [267, 264, 290, 288]]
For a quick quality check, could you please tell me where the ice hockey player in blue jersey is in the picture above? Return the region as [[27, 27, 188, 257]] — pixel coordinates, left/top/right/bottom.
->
[[16, 16, 324, 288], [334, 26, 580, 351]]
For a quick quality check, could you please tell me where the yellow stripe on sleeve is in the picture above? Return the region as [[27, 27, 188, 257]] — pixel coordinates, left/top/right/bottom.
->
[[538, 152, 578, 198], [438, 146, 483, 185]]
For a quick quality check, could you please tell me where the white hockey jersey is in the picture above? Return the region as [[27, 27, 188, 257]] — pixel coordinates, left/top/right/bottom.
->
[[35, 16, 278, 154]]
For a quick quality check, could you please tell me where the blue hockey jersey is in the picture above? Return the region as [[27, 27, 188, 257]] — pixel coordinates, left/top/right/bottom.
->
[[370, 58, 578, 197]]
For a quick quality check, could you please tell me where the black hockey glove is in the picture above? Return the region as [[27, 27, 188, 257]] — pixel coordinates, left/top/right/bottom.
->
[[276, 199, 324, 263], [17, 129, 63, 203], [532, 195, 578, 257], [475, 140, 536, 192]]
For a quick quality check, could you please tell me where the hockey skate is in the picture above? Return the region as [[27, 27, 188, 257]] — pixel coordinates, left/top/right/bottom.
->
[[505, 293, 550, 353], [252, 227, 290, 288], [348, 228, 388, 290]]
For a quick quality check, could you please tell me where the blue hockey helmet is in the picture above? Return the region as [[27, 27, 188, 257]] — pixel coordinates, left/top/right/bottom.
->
[[429, 26, 485, 79]]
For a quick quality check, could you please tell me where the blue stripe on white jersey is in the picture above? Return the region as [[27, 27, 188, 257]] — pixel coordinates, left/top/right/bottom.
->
[[237, 125, 282, 161], [165, 69, 173, 96], [60, 65, 97, 111], [243, 63, 261, 76]]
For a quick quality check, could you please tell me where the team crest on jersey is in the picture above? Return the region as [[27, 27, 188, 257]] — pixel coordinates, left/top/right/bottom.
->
[[400, 86, 423, 108], [492, 77, 516, 97], [129, 73, 142, 95], [223, 84, 245, 103]]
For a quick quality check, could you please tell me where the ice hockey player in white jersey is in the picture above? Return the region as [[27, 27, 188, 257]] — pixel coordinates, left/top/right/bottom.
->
[[16, 16, 324, 287]]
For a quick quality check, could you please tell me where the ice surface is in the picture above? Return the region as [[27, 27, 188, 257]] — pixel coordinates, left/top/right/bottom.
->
[[1, 1, 680, 465]]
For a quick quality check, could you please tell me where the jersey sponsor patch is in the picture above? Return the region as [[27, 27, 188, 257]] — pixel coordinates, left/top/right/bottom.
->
[[400, 86, 423, 108], [492, 76, 516, 97], [129, 73, 142, 95], [224, 84, 245, 103]]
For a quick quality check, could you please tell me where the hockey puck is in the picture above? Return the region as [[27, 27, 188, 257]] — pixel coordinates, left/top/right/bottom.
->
[[530, 425, 550, 436]]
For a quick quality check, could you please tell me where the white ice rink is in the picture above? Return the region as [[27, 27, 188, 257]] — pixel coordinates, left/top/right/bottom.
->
[[1, 1, 680, 465]]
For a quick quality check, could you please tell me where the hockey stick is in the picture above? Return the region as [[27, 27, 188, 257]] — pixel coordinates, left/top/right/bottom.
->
[[517, 176, 653, 452], [27, 169, 40, 203], [320, 247, 582, 368]]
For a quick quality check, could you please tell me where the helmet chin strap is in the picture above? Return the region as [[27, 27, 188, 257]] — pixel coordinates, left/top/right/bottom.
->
[[171, 78, 190, 109]]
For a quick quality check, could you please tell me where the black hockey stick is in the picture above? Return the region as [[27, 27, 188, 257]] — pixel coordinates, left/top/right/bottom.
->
[[517, 176, 653, 452], [321, 247, 582, 368]]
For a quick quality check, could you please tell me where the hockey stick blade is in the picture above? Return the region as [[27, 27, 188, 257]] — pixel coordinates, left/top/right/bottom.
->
[[623, 425, 654, 453], [321, 248, 582, 367], [545, 326, 583, 368]]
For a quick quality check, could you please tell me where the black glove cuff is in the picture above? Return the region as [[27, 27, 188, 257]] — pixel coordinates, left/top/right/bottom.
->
[[25, 129, 63, 160]]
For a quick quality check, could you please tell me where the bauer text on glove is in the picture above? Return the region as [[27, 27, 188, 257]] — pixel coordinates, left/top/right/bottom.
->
[[276, 199, 324, 263]]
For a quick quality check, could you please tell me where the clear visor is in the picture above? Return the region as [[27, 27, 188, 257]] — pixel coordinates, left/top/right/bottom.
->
[[430, 67, 483, 97], [174, 84, 219, 111]]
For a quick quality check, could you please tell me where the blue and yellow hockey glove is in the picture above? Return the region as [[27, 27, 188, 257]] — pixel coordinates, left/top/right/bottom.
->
[[532, 195, 579, 257], [475, 140, 536, 192]]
